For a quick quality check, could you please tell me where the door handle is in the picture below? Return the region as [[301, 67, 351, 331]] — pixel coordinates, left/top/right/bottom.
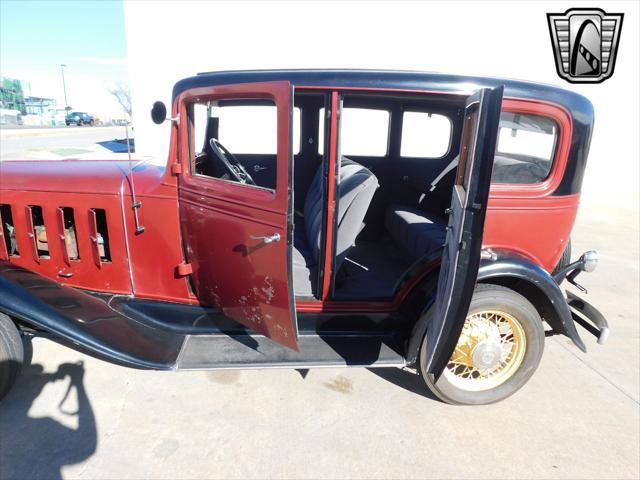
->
[[250, 233, 281, 244], [253, 164, 268, 172]]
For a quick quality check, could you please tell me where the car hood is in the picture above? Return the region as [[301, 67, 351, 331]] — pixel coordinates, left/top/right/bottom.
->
[[0, 160, 137, 195]]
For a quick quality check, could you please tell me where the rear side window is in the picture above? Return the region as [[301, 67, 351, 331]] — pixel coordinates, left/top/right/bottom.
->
[[342, 108, 389, 156], [319, 107, 390, 156], [493, 112, 558, 184], [400, 111, 452, 158]]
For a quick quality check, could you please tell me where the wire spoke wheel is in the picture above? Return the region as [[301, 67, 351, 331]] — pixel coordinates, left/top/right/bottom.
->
[[420, 284, 544, 405], [443, 309, 527, 392]]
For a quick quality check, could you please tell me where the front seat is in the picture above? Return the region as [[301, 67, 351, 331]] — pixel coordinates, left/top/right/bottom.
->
[[293, 158, 378, 297]]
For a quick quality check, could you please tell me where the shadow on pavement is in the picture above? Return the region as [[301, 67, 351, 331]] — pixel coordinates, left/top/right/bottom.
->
[[97, 138, 135, 153], [0, 360, 97, 480], [367, 367, 441, 402]]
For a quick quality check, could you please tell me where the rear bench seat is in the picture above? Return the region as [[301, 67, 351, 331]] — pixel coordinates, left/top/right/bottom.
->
[[385, 205, 447, 260]]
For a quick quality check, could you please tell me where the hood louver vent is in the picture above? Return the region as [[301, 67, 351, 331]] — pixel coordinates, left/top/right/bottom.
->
[[0, 204, 112, 269]]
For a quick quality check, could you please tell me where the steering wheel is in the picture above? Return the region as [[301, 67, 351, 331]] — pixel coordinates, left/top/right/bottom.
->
[[208, 138, 256, 186]]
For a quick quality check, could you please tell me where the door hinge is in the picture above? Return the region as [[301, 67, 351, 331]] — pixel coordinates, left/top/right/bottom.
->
[[176, 262, 193, 276], [171, 163, 183, 175]]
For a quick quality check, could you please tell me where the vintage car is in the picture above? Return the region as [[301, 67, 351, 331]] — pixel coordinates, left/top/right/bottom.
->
[[0, 70, 608, 405]]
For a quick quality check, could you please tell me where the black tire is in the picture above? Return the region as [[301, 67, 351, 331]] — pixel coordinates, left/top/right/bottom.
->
[[419, 284, 545, 405], [22, 335, 33, 367], [553, 239, 572, 276], [0, 313, 24, 401], [89, 120, 95, 126], [77, 120, 82, 126]]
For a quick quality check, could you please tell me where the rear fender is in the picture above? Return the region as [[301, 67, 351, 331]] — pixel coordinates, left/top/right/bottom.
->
[[404, 249, 586, 366], [476, 249, 586, 351]]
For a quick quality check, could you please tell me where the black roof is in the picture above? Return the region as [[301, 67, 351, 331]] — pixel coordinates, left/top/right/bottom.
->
[[172, 69, 593, 120]]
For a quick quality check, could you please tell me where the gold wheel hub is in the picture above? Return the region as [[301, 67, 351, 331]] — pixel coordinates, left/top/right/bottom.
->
[[443, 310, 527, 391]]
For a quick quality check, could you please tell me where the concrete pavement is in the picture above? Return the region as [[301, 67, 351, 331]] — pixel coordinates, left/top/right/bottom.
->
[[0, 126, 135, 161], [0, 197, 638, 480]]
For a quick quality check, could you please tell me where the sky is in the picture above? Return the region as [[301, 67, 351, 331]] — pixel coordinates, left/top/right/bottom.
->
[[0, 0, 129, 119]]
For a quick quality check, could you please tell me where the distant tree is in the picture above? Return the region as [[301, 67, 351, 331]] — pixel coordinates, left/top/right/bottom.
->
[[107, 83, 132, 119]]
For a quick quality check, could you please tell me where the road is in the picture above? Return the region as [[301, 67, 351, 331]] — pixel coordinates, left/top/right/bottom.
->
[[0, 196, 637, 480], [0, 126, 133, 161]]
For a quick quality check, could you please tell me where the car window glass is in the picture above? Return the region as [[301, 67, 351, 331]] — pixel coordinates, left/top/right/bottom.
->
[[400, 111, 452, 158], [189, 102, 300, 191], [193, 103, 208, 152], [318, 107, 389, 156], [212, 106, 301, 155], [215, 105, 277, 154], [318, 108, 325, 154], [493, 112, 557, 184]]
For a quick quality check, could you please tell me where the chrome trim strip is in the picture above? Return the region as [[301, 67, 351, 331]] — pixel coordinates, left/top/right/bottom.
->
[[176, 360, 407, 372], [118, 162, 147, 294]]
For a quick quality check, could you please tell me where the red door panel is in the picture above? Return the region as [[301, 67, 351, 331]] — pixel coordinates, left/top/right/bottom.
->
[[177, 81, 298, 350]]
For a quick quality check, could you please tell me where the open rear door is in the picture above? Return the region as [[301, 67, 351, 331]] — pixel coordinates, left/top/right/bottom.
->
[[177, 81, 298, 350], [425, 86, 504, 378]]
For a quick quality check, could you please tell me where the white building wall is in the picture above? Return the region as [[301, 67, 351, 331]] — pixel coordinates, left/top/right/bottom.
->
[[123, 1, 639, 198]]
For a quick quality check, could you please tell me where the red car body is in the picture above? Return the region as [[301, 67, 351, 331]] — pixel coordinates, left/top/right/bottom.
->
[[0, 96, 575, 300], [0, 70, 607, 405]]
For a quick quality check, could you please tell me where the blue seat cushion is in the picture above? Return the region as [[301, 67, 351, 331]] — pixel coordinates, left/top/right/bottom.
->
[[385, 205, 447, 260]]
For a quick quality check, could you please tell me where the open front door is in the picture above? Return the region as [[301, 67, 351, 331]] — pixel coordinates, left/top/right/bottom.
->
[[177, 81, 298, 350], [425, 86, 504, 378]]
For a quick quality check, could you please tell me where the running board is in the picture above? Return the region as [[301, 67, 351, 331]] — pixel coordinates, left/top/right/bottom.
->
[[177, 333, 406, 370], [0, 262, 407, 371]]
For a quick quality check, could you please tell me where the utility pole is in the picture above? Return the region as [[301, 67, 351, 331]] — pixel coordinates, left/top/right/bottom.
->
[[60, 64, 68, 110]]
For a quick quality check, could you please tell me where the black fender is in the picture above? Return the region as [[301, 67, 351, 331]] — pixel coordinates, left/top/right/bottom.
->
[[477, 250, 586, 352], [0, 261, 183, 370], [404, 249, 586, 366]]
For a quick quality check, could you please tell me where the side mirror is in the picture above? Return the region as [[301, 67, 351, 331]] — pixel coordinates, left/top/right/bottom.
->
[[151, 101, 167, 124]]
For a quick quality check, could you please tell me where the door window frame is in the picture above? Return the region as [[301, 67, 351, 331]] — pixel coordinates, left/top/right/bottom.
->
[[294, 85, 469, 313], [176, 82, 292, 212]]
